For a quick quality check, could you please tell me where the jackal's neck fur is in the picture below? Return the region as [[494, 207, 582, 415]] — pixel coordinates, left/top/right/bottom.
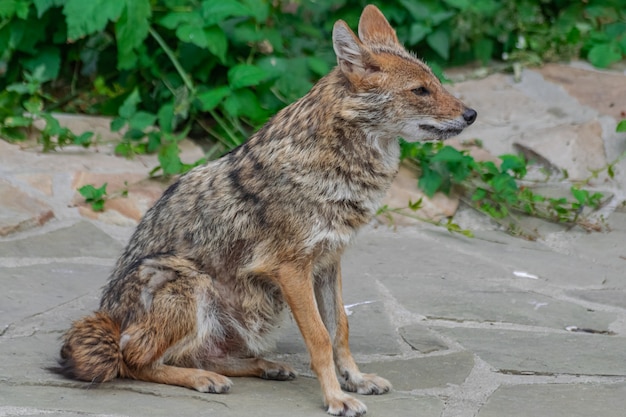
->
[[252, 67, 400, 204]]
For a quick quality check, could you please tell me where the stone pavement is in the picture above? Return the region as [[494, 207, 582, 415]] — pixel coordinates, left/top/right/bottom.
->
[[1, 62, 626, 417]]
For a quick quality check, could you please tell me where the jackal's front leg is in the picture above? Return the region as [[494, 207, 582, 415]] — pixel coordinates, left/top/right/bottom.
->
[[314, 262, 392, 396], [276, 263, 367, 417]]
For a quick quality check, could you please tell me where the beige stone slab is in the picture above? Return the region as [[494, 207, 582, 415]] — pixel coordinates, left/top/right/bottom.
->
[[538, 63, 626, 121], [0, 179, 54, 236]]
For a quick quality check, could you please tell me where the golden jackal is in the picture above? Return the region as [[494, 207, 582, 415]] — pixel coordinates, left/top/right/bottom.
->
[[57, 5, 476, 416]]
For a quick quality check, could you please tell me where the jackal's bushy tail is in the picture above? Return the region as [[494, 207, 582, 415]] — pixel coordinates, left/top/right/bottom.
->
[[57, 312, 128, 383]]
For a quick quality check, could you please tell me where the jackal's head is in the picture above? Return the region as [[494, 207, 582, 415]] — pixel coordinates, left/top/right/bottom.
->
[[332, 5, 476, 142]]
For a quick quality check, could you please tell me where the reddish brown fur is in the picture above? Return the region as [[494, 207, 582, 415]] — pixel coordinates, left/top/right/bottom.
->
[[56, 5, 475, 416]]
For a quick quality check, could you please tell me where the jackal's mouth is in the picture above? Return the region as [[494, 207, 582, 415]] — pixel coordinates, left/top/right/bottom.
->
[[419, 124, 463, 139]]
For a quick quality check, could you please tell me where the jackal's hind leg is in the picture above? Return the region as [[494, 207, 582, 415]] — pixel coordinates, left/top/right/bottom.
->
[[133, 364, 232, 393], [203, 357, 297, 380], [119, 256, 232, 394]]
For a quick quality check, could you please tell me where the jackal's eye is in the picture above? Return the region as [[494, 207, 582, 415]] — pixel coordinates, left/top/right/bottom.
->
[[412, 87, 430, 97]]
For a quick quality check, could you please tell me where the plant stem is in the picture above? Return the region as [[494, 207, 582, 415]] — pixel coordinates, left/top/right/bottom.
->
[[148, 26, 195, 94]]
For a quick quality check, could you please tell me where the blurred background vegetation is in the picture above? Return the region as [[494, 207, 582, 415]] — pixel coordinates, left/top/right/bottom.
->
[[1, 0, 625, 174]]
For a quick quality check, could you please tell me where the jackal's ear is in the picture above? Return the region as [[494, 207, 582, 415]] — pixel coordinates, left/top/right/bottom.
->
[[358, 5, 400, 49], [333, 20, 377, 79]]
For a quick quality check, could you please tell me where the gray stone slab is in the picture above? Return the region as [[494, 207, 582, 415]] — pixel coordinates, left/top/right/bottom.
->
[[0, 221, 122, 258], [0, 378, 443, 417], [567, 289, 626, 309], [399, 324, 449, 353], [350, 229, 616, 330], [392, 279, 614, 330], [0, 330, 440, 416], [358, 352, 474, 391], [0, 263, 108, 329], [563, 212, 626, 279], [436, 327, 626, 376], [420, 227, 616, 288], [478, 383, 626, 417]]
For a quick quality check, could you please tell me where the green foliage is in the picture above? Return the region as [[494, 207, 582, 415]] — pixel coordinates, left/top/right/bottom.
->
[[0, 1, 623, 223], [77, 183, 108, 212], [400, 140, 606, 238], [1, 1, 624, 163], [617, 119, 626, 133]]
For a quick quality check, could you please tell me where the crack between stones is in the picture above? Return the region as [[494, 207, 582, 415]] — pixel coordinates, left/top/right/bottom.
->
[[0, 380, 231, 408]]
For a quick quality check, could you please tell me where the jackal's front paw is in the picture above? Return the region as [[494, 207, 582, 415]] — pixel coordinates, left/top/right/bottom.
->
[[340, 372, 391, 395], [326, 393, 367, 417], [192, 370, 233, 394]]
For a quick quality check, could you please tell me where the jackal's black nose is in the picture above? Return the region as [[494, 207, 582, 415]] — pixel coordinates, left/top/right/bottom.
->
[[463, 108, 477, 125]]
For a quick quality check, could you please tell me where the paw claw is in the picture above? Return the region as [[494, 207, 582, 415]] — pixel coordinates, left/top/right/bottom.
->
[[326, 394, 367, 417], [341, 373, 391, 395]]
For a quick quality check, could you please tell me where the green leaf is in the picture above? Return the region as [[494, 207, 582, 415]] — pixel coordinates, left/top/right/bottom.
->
[[408, 198, 423, 211], [23, 96, 43, 114], [176, 24, 208, 48], [3, 116, 32, 127], [158, 141, 183, 175], [157, 102, 175, 133], [443, 0, 470, 10], [115, 0, 151, 70], [115, 141, 133, 157], [128, 111, 156, 131], [398, 0, 430, 22], [22, 46, 61, 82], [431, 146, 465, 163], [124, 128, 146, 141], [608, 164, 615, 179], [473, 38, 494, 65], [78, 183, 107, 201], [147, 131, 162, 152], [240, 0, 268, 21], [223, 88, 268, 123], [0, 0, 16, 19], [408, 23, 431, 45], [616, 119, 626, 133], [196, 86, 231, 111], [472, 188, 487, 201], [157, 11, 203, 29], [110, 117, 126, 132], [204, 26, 228, 62], [0, 0, 29, 19], [200, 0, 251, 26], [228, 65, 270, 89], [418, 168, 443, 197], [119, 89, 141, 119], [570, 187, 587, 205], [307, 57, 330, 77], [90, 199, 105, 212], [64, 0, 125, 40], [33, 0, 65, 18], [587, 42, 622, 68], [499, 154, 527, 178], [41, 113, 63, 135], [427, 28, 451, 60], [74, 131, 94, 147]]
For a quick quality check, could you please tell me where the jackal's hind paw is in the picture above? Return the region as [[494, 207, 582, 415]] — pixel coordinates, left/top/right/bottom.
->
[[340, 372, 391, 395], [326, 393, 367, 417], [260, 360, 297, 381]]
